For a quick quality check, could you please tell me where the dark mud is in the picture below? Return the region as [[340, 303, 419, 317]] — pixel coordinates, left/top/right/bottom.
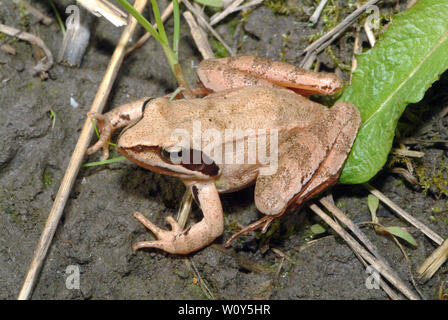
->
[[1, 0, 447, 299]]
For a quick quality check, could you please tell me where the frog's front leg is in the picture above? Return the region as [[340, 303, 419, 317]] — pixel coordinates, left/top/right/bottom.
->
[[86, 97, 151, 160], [133, 181, 224, 254]]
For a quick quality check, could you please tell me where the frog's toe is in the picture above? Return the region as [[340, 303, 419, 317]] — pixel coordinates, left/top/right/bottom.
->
[[133, 240, 171, 251], [165, 216, 182, 233], [133, 211, 171, 238]]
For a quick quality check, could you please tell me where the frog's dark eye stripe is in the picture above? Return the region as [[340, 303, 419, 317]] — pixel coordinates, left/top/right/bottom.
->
[[142, 98, 153, 114], [161, 148, 219, 176], [180, 149, 219, 176]]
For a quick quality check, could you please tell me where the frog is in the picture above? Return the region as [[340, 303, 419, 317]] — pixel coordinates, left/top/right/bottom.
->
[[86, 56, 361, 254]]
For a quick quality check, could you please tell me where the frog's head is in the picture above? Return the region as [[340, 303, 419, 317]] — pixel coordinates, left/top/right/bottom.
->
[[117, 98, 220, 181]]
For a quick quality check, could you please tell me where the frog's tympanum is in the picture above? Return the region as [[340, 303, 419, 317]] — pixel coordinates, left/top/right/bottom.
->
[[87, 56, 361, 254]]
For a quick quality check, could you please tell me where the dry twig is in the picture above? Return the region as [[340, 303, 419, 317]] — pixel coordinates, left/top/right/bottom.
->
[[17, 0, 148, 300], [309, 203, 419, 300], [0, 23, 53, 75], [309, 0, 329, 24], [183, 11, 214, 60], [0, 44, 16, 55], [13, 0, 53, 25], [209, 0, 245, 26], [77, 0, 128, 27], [319, 195, 413, 300], [185, 257, 215, 299], [417, 239, 448, 282], [183, 0, 235, 56], [300, 0, 381, 68]]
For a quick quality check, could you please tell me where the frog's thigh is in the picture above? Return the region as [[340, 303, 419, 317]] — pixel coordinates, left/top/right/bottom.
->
[[297, 102, 361, 201], [254, 102, 360, 216], [254, 132, 326, 216]]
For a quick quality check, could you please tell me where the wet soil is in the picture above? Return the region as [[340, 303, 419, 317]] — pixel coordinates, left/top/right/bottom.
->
[[1, 0, 447, 299]]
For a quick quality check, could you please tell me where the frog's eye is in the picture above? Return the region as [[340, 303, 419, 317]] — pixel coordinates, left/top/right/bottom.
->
[[161, 145, 185, 164]]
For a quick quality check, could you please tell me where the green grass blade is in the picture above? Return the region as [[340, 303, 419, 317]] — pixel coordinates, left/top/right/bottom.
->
[[47, 0, 66, 35], [150, 0, 169, 47], [172, 0, 180, 60], [194, 0, 223, 7], [83, 156, 127, 167], [338, 0, 448, 184], [115, 0, 164, 45]]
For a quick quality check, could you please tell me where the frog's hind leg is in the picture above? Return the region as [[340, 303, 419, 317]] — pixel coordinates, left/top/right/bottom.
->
[[198, 56, 343, 96], [132, 182, 224, 255], [288, 102, 361, 211], [225, 103, 361, 246], [225, 129, 329, 246]]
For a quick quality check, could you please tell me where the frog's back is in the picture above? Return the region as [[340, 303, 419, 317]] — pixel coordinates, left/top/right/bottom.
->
[[168, 86, 328, 132]]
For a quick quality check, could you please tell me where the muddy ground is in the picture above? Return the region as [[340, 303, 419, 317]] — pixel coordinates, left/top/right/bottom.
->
[[1, 0, 447, 300]]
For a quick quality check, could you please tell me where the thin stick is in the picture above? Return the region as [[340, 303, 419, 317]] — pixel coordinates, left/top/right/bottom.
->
[[319, 195, 409, 299], [309, 203, 419, 300], [351, 243, 401, 299], [176, 187, 193, 229], [300, 0, 380, 68], [0, 23, 53, 75], [364, 183, 444, 245], [323, 199, 400, 300], [364, 20, 376, 47], [175, 7, 217, 231], [390, 235, 425, 299], [77, 0, 128, 27], [417, 238, 448, 282], [17, 0, 148, 300], [30, 24, 48, 80], [125, 1, 180, 56], [13, 0, 53, 25], [309, 0, 329, 24], [391, 148, 425, 158], [183, 0, 235, 56], [211, 0, 262, 21], [320, 197, 396, 271], [209, 0, 244, 26], [183, 11, 214, 60], [184, 257, 215, 299], [350, 24, 361, 81], [0, 44, 16, 55]]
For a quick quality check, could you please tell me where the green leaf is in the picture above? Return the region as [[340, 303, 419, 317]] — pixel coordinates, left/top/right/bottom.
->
[[194, 0, 223, 7], [310, 224, 326, 235], [339, 0, 448, 184], [367, 194, 379, 224], [367, 194, 379, 215], [382, 226, 418, 247]]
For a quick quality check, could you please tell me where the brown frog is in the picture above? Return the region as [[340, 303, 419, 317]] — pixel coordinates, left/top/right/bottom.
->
[[87, 56, 361, 254]]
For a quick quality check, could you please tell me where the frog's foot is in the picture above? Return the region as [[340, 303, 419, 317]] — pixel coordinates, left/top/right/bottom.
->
[[132, 182, 224, 255], [224, 214, 280, 247], [86, 112, 113, 161], [133, 212, 184, 253]]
